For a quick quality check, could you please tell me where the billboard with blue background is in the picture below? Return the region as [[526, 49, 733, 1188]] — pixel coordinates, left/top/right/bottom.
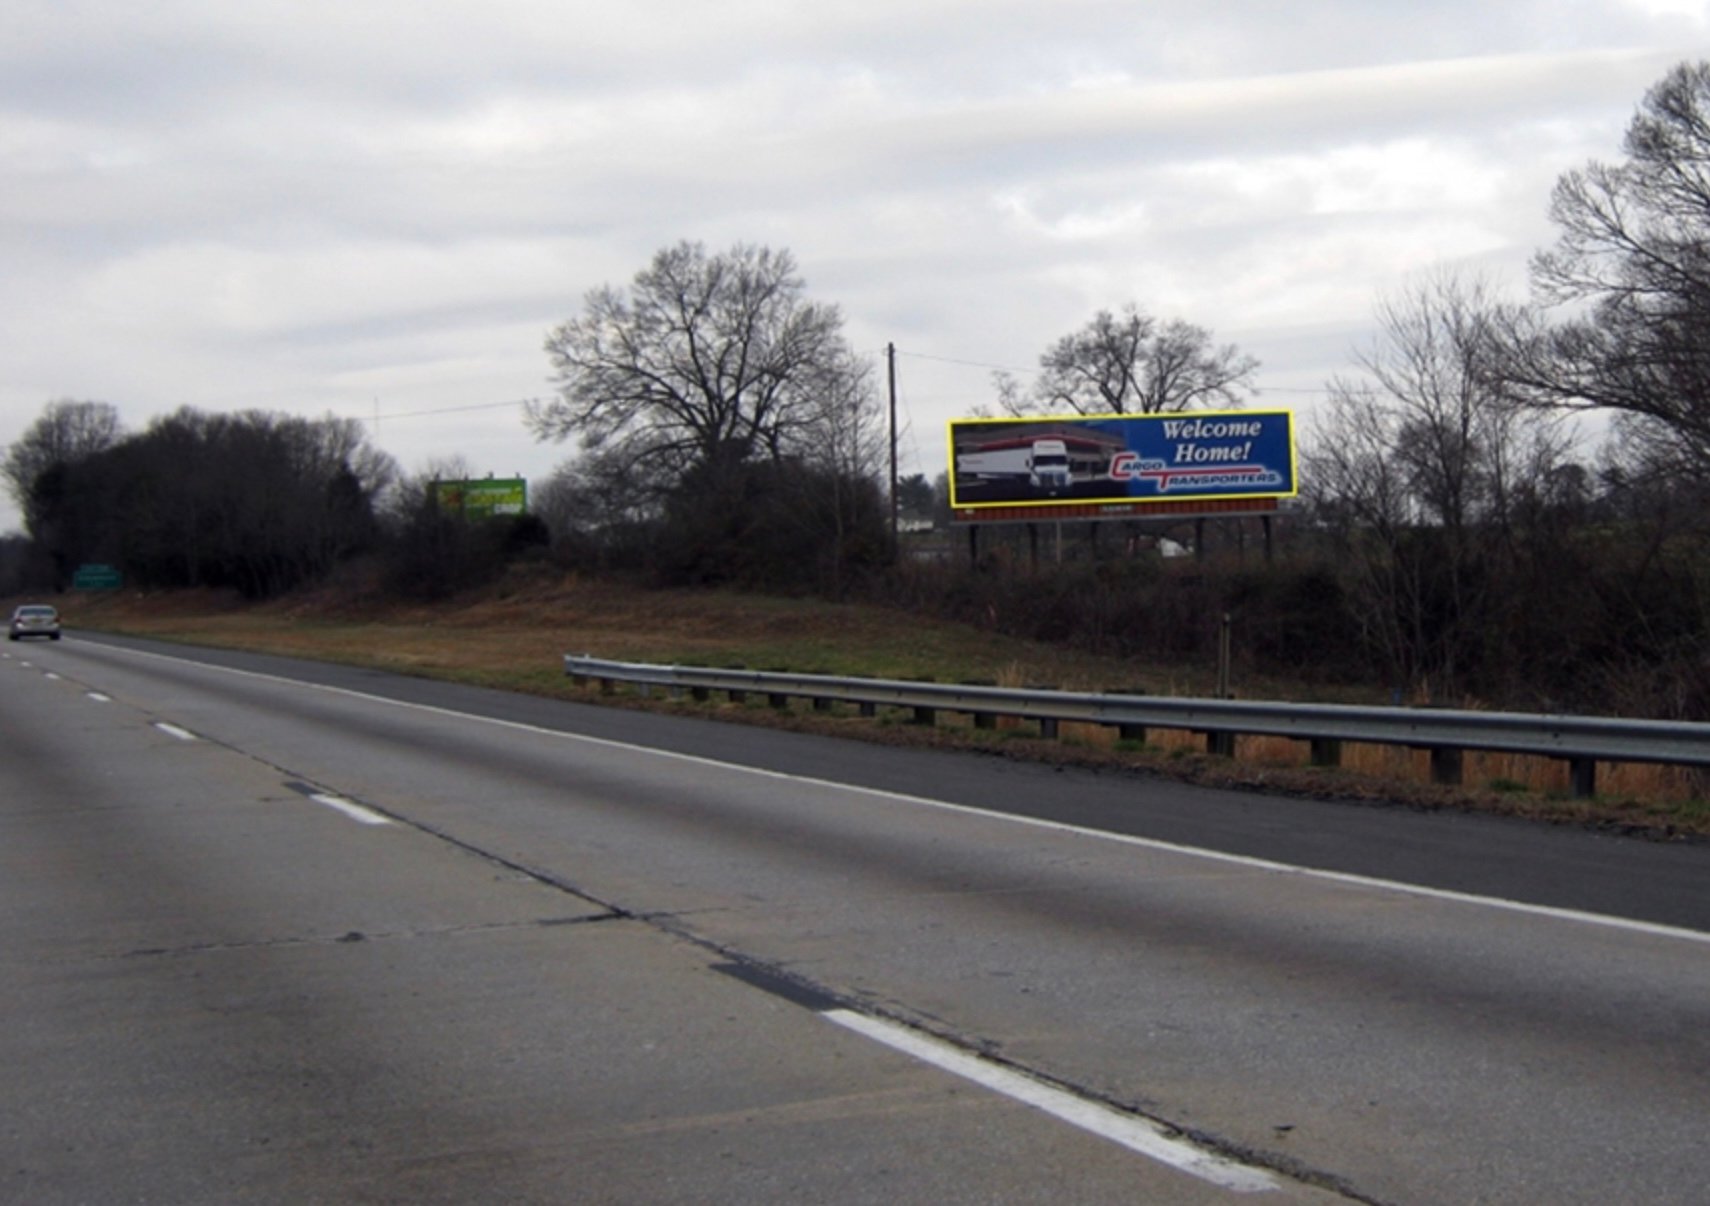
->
[[948, 411, 1296, 509]]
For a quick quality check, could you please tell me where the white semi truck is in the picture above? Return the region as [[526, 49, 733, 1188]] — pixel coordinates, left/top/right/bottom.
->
[[956, 437, 1074, 493]]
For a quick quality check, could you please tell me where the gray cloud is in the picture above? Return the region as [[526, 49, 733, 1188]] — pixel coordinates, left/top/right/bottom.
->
[[2, 1, 1707, 531]]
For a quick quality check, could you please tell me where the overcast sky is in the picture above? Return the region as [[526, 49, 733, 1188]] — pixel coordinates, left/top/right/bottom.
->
[[4, 1, 1707, 533]]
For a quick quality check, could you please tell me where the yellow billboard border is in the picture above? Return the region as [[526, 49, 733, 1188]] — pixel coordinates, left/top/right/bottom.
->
[[946, 409, 1299, 510]]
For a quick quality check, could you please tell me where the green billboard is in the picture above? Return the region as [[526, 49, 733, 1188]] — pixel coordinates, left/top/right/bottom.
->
[[434, 478, 528, 518]]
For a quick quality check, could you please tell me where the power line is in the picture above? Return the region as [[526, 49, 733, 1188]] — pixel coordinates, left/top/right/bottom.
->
[[893, 349, 1036, 374], [364, 397, 535, 422]]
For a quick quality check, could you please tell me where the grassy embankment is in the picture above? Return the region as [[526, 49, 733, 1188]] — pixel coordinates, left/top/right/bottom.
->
[[28, 566, 1710, 839]]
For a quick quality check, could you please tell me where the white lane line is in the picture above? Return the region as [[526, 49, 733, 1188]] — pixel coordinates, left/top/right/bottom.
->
[[89, 641, 1710, 946], [44, 671, 62, 681], [824, 1009, 1278, 1193], [87, 692, 111, 703], [153, 722, 197, 742], [308, 793, 392, 826]]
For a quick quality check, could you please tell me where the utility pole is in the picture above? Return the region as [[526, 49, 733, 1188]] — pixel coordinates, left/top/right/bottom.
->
[[887, 342, 899, 547]]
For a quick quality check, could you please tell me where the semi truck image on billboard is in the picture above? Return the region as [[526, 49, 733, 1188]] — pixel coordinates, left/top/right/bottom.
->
[[948, 411, 1296, 508]]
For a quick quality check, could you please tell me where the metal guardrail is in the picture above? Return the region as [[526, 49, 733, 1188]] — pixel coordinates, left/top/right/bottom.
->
[[563, 654, 1710, 798]]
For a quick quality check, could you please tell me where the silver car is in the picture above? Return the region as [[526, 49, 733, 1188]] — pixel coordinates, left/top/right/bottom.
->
[[8, 605, 61, 641]]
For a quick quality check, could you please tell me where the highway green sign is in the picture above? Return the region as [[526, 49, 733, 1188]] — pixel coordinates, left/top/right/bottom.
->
[[73, 563, 122, 590]]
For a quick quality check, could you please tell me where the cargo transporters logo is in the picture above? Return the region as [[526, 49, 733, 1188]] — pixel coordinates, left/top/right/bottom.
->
[[948, 411, 1296, 510]]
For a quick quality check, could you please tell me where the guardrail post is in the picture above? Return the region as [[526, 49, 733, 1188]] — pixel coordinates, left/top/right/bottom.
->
[[968, 680, 998, 730], [690, 686, 710, 702], [913, 705, 937, 726], [599, 676, 616, 695], [728, 688, 747, 704], [812, 697, 833, 712], [1428, 747, 1463, 786], [1105, 689, 1149, 744], [1568, 757, 1597, 798], [1206, 731, 1235, 757], [859, 701, 877, 718], [1310, 738, 1342, 768], [768, 692, 790, 710], [1026, 685, 1059, 739]]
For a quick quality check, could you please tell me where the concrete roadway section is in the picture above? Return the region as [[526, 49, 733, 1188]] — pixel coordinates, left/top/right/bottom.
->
[[9, 635, 1710, 1202], [0, 643, 1346, 1204]]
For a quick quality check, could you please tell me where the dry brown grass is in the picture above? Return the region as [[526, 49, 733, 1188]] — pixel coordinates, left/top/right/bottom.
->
[[30, 568, 1709, 840]]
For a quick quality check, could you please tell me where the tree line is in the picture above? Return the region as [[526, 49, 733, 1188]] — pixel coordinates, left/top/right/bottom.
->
[[6, 62, 1710, 717], [2, 404, 396, 599]]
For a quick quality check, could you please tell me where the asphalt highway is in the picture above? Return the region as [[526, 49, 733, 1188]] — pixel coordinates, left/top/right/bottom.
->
[[5, 632, 1709, 1203]]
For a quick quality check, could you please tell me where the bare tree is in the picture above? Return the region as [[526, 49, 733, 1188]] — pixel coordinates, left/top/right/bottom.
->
[[997, 304, 1258, 415], [529, 451, 661, 562], [1504, 61, 1710, 471], [1303, 382, 1424, 682], [529, 461, 584, 546], [1305, 273, 1573, 695], [530, 242, 888, 588], [783, 345, 884, 482], [3, 399, 123, 537], [377, 455, 476, 527], [528, 242, 868, 480]]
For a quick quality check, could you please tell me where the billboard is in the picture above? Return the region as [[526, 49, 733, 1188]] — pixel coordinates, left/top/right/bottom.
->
[[948, 411, 1296, 511], [434, 477, 528, 518]]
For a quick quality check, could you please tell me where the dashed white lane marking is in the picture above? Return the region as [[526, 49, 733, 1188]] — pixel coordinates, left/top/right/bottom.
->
[[44, 672, 61, 681], [308, 792, 392, 826], [87, 641, 1710, 947], [824, 1009, 1279, 1193], [87, 692, 111, 703], [153, 722, 197, 742]]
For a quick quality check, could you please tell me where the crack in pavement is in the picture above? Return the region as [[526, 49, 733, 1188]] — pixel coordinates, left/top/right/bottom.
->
[[99, 912, 626, 961]]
